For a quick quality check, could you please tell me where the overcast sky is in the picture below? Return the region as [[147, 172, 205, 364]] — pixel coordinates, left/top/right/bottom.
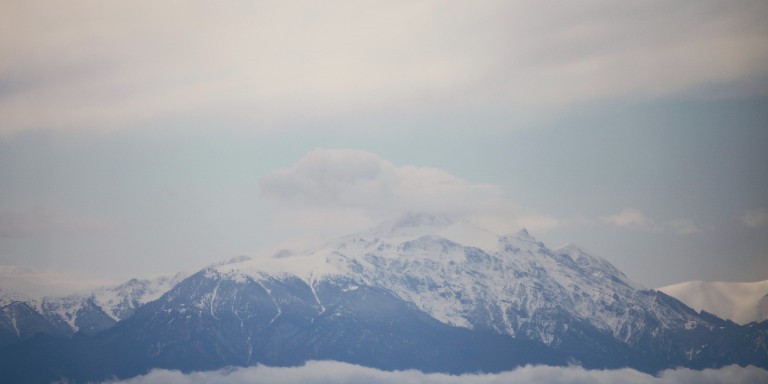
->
[[1, 0, 767, 292]]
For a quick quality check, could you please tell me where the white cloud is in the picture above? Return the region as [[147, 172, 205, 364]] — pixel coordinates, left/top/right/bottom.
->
[[260, 148, 479, 214], [667, 219, 703, 235], [600, 209, 656, 230], [740, 208, 768, 228], [259, 150, 712, 240], [599, 209, 702, 235], [258, 148, 558, 236], [105, 361, 768, 384], [1, 1, 767, 135]]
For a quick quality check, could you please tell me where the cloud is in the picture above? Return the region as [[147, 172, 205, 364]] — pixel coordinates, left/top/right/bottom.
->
[[740, 208, 768, 228], [0, 207, 112, 238], [105, 361, 768, 384], [258, 148, 558, 235], [259, 149, 479, 214], [259, 150, 713, 240], [667, 219, 703, 235], [1, 1, 767, 135], [599, 209, 702, 235], [600, 209, 656, 230]]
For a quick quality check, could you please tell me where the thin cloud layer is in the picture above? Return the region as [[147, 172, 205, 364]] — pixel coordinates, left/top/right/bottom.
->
[[258, 148, 558, 235], [600, 208, 702, 235], [105, 361, 768, 384], [668, 219, 703, 235], [740, 208, 768, 228], [600, 209, 656, 231], [0, 265, 117, 298], [260, 150, 712, 239], [2, 1, 767, 134], [259, 148, 485, 215]]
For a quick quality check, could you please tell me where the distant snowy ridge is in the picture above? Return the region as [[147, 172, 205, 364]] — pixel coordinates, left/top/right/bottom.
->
[[2, 213, 767, 382], [659, 279, 768, 325], [43, 271, 188, 331], [1, 271, 187, 335], [215, 213, 710, 346], [0, 287, 34, 307]]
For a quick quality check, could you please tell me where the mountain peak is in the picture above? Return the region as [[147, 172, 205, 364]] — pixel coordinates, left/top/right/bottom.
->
[[556, 242, 584, 255], [516, 227, 531, 237], [503, 228, 537, 243]]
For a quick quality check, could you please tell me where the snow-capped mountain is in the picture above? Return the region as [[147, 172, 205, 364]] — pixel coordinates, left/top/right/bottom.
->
[[0, 287, 68, 345], [39, 271, 188, 334], [0, 272, 187, 340], [215, 214, 706, 347], [1, 213, 766, 383], [0, 287, 34, 308], [659, 279, 768, 325]]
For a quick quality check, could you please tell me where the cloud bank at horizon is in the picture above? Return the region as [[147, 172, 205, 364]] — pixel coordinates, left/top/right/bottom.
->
[[106, 360, 768, 384]]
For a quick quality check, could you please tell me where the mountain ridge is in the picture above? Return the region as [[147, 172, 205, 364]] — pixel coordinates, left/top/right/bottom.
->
[[1, 214, 766, 383]]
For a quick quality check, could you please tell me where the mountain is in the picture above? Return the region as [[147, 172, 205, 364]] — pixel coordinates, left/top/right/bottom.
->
[[659, 279, 768, 325], [0, 272, 186, 344], [0, 213, 766, 383], [0, 288, 69, 346]]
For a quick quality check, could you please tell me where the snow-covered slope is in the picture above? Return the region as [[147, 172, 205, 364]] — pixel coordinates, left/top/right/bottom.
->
[[0, 272, 188, 338], [659, 279, 768, 324], [39, 271, 188, 332], [92, 272, 188, 320], [214, 213, 710, 347], [0, 287, 34, 307]]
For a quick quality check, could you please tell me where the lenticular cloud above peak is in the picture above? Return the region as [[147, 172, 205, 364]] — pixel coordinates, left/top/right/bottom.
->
[[259, 148, 476, 214], [258, 148, 559, 234]]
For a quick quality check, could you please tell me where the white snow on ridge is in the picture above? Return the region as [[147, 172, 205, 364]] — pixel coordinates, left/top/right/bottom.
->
[[36, 271, 189, 331], [0, 287, 35, 307], [214, 213, 500, 283], [659, 279, 768, 325], [556, 243, 645, 291], [90, 271, 189, 320], [3, 212, 738, 348], [213, 213, 705, 345]]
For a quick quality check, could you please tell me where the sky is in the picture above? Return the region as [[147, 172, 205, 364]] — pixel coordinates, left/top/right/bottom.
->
[[1, 0, 767, 292]]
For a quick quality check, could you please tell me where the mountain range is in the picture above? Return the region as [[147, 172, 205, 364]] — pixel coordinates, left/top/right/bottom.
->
[[0, 272, 186, 344], [1, 213, 766, 383]]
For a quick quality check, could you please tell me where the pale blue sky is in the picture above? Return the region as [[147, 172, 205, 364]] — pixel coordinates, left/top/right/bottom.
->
[[1, 1, 767, 290]]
